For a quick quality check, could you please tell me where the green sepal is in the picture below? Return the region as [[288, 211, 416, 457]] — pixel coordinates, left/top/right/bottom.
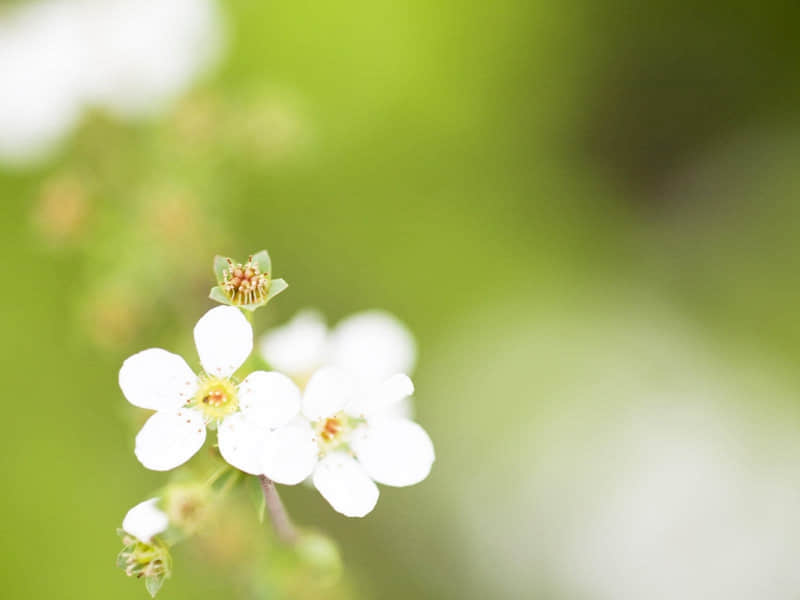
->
[[266, 278, 288, 302], [252, 250, 272, 276], [116, 548, 130, 569], [213, 255, 229, 284], [209, 285, 232, 306], [145, 574, 166, 598]]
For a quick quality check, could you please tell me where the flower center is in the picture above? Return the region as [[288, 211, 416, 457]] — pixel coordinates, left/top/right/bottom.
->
[[222, 256, 270, 306], [315, 412, 352, 452], [320, 416, 344, 441], [192, 375, 238, 421]]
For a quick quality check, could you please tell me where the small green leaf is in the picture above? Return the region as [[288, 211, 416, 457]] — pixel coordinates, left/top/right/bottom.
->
[[213, 255, 229, 283], [266, 278, 288, 302], [145, 574, 166, 597], [252, 250, 272, 275], [209, 285, 232, 306]]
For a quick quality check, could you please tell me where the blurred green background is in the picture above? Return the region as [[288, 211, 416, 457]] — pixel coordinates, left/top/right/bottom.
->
[[4, 1, 800, 599]]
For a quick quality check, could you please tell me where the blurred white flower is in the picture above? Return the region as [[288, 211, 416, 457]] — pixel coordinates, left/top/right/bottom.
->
[[0, 1, 86, 164], [0, 0, 222, 165], [80, 0, 222, 119], [260, 367, 435, 517], [119, 306, 300, 473], [122, 498, 168, 543], [260, 309, 417, 418], [260, 310, 329, 375]]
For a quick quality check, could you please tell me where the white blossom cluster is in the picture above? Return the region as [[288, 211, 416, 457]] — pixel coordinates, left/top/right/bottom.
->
[[119, 307, 434, 520]]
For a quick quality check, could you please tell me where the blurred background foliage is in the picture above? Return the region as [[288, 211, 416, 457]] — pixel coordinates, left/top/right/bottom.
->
[[3, 0, 800, 599]]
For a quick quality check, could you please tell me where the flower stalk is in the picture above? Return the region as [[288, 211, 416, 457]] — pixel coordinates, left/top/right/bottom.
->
[[258, 475, 298, 545]]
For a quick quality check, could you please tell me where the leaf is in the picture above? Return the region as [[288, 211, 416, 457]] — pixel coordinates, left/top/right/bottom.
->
[[252, 250, 271, 275], [213, 255, 229, 283], [266, 278, 288, 302], [208, 285, 232, 306], [145, 574, 165, 597]]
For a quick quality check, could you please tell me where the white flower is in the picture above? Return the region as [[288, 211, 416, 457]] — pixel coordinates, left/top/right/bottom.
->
[[260, 367, 435, 517], [259, 310, 329, 376], [119, 306, 301, 473], [0, 1, 87, 164], [0, 0, 222, 166], [80, 0, 223, 119], [260, 310, 417, 418], [122, 498, 168, 543]]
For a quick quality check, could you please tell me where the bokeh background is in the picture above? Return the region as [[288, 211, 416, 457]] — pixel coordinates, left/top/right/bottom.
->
[[3, 0, 800, 598]]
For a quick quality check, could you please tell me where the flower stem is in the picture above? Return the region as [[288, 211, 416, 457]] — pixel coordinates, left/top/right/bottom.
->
[[216, 469, 241, 497], [205, 464, 231, 487], [258, 475, 298, 545]]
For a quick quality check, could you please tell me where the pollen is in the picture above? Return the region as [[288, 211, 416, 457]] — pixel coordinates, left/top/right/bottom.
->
[[315, 412, 352, 450], [193, 375, 238, 421], [222, 256, 270, 306], [320, 416, 343, 441], [204, 388, 227, 407]]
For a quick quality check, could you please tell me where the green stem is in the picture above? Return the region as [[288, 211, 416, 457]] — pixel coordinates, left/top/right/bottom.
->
[[216, 470, 241, 497], [205, 465, 231, 487]]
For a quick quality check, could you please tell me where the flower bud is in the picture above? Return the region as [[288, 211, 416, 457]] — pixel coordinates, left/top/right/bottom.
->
[[118, 499, 172, 596], [209, 250, 288, 311], [163, 482, 213, 535], [117, 532, 172, 597]]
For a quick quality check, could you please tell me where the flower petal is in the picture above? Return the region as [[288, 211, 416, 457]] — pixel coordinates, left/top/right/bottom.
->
[[134, 409, 206, 471], [122, 498, 168, 543], [351, 420, 434, 487], [119, 348, 197, 411], [260, 420, 318, 485], [258, 310, 328, 376], [329, 311, 416, 381], [217, 412, 264, 475], [238, 371, 301, 429], [348, 373, 415, 418], [302, 366, 353, 421], [312, 452, 379, 517], [193, 306, 252, 377], [381, 395, 415, 420]]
